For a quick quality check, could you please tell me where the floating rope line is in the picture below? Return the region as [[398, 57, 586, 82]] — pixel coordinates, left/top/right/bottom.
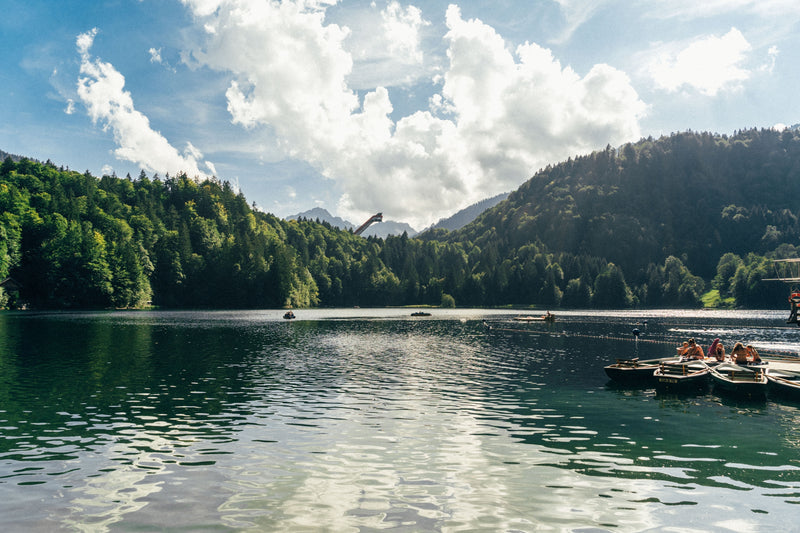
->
[[486, 322, 800, 360], [501, 316, 800, 332]]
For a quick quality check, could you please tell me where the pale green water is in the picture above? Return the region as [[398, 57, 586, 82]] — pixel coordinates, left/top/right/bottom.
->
[[1, 308, 799, 532]]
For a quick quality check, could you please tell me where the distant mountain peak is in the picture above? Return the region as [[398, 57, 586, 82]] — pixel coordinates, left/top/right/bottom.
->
[[285, 207, 417, 239], [287, 207, 353, 230], [419, 192, 510, 235]]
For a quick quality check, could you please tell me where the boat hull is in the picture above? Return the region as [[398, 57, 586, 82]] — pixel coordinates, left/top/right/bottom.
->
[[604, 364, 658, 384], [767, 371, 800, 400], [709, 364, 767, 398], [654, 361, 710, 391], [604, 357, 673, 384]]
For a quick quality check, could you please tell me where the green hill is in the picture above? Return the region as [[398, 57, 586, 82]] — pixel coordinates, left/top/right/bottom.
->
[[448, 129, 800, 276], [434, 128, 800, 308], [1, 128, 797, 310]]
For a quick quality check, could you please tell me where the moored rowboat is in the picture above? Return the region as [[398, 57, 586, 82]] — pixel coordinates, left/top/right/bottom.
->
[[604, 357, 669, 384], [709, 362, 767, 398], [766, 368, 800, 400], [654, 359, 710, 390]]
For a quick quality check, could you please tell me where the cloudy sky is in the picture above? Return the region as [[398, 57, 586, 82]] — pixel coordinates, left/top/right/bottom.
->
[[2, 0, 798, 230]]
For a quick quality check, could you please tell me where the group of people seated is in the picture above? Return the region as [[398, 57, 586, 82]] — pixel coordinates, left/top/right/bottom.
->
[[677, 337, 762, 364]]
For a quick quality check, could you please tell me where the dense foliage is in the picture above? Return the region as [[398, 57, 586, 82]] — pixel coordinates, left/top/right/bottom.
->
[[0, 160, 320, 308], [0, 128, 798, 310], [433, 128, 800, 309]]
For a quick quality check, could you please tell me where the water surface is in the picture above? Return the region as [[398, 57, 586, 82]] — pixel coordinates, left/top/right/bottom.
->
[[1, 308, 799, 531]]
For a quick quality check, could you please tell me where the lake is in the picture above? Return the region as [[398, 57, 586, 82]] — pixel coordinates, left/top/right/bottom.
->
[[1, 308, 799, 532]]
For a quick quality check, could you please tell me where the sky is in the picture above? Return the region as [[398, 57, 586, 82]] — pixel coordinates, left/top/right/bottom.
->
[[1, 1, 799, 230]]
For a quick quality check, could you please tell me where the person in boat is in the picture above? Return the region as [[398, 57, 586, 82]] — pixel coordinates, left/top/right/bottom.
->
[[788, 292, 800, 324], [680, 338, 704, 360], [707, 338, 719, 359], [731, 342, 748, 365], [714, 342, 726, 361], [707, 338, 725, 361], [746, 345, 762, 364], [677, 341, 689, 356]]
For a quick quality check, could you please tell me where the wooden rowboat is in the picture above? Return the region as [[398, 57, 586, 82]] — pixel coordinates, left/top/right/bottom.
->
[[709, 362, 767, 398], [654, 359, 710, 390], [604, 357, 669, 384], [767, 369, 800, 400]]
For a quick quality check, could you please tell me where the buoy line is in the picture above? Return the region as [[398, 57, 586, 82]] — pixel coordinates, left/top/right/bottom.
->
[[505, 316, 800, 332], [486, 324, 800, 360]]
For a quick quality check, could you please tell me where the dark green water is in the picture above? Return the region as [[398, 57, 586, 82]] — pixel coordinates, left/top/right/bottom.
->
[[1, 308, 799, 531]]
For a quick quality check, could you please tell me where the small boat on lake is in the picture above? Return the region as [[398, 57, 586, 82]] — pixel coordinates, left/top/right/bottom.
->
[[654, 359, 710, 390], [513, 312, 555, 322], [283, 310, 296, 320], [709, 362, 767, 398], [766, 368, 800, 400], [604, 357, 665, 384], [411, 311, 431, 317]]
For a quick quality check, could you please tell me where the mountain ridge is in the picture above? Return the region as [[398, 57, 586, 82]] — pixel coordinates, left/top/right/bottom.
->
[[436, 128, 800, 306], [419, 192, 510, 235], [286, 207, 417, 238], [3, 126, 798, 310]]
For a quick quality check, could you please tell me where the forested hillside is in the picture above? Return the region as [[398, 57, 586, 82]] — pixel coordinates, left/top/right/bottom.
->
[[0, 128, 798, 310], [0, 157, 470, 309], [439, 128, 800, 308]]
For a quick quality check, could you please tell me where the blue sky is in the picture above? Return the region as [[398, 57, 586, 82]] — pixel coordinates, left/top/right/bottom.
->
[[1, 0, 798, 230]]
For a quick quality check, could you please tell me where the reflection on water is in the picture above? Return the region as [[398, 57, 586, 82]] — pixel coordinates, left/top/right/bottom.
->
[[0, 309, 799, 531]]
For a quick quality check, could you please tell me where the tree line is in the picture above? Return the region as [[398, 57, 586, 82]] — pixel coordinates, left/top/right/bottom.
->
[[0, 128, 797, 310]]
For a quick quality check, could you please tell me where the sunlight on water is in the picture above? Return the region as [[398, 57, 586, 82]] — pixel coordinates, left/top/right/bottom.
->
[[1, 309, 799, 531]]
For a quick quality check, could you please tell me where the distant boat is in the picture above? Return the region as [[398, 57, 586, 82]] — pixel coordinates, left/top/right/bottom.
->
[[283, 311, 296, 320], [513, 312, 555, 322], [411, 311, 431, 317]]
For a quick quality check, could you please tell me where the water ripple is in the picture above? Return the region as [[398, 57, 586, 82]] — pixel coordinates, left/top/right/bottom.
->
[[1, 311, 799, 530]]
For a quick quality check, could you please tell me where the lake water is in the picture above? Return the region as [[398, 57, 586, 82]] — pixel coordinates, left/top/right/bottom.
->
[[1, 308, 800, 532]]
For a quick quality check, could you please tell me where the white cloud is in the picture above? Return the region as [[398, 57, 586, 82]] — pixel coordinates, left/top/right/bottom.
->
[[331, 1, 432, 90], [649, 28, 752, 96], [381, 1, 428, 64], [435, 4, 645, 196], [180, 1, 645, 228], [148, 47, 163, 64], [640, 0, 800, 66], [182, 0, 356, 152], [75, 29, 215, 178], [76, 28, 98, 56], [643, 0, 799, 22], [760, 45, 779, 74], [549, 0, 610, 44]]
